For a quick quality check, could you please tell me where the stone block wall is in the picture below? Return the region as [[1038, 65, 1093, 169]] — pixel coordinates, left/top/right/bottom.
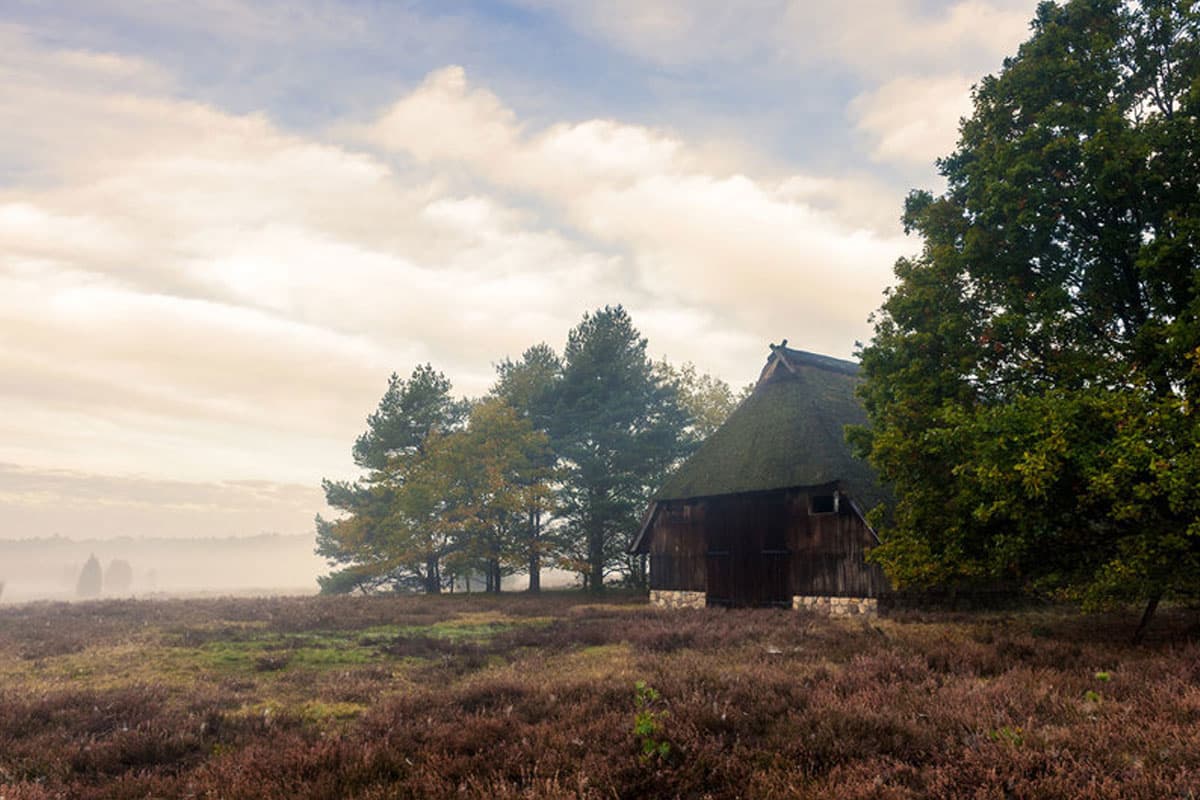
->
[[649, 589, 707, 609], [793, 595, 878, 617]]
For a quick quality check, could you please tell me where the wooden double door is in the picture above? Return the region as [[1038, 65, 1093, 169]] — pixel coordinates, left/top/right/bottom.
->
[[704, 493, 791, 607]]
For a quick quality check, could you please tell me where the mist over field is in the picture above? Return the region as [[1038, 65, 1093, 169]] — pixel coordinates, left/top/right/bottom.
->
[[0, 535, 325, 603]]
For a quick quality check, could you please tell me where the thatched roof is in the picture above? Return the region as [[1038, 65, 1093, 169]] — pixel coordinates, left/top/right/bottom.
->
[[654, 346, 887, 512]]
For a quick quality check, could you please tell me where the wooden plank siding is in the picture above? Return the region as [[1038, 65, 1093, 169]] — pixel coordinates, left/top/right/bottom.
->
[[646, 485, 888, 605]]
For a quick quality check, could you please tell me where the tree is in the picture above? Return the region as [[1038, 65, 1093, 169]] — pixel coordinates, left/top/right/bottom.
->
[[546, 306, 695, 591], [428, 399, 555, 592], [856, 0, 1200, 636], [76, 554, 102, 598], [351, 365, 468, 471], [654, 360, 746, 441], [493, 344, 561, 426], [490, 344, 563, 591], [316, 364, 468, 594]]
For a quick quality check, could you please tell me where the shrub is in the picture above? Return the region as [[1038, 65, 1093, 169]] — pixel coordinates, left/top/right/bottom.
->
[[104, 559, 134, 593]]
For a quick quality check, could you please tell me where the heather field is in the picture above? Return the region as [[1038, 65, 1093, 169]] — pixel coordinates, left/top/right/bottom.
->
[[1, 594, 1198, 799]]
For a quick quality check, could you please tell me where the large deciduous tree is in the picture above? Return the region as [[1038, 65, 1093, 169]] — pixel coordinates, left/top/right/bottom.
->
[[547, 306, 695, 591], [429, 399, 555, 593], [856, 0, 1200, 636]]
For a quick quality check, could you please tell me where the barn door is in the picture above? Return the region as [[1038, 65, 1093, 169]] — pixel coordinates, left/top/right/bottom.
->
[[705, 504, 732, 606], [707, 495, 791, 608], [754, 494, 791, 607]]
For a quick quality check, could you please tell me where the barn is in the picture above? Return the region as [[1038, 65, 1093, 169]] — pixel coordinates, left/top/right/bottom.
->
[[629, 344, 890, 614]]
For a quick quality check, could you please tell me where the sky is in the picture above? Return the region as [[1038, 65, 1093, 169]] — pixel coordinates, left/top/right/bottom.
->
[[0, 0, 1040, 541]]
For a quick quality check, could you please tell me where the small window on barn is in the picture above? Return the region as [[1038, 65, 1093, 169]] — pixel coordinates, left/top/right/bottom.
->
[[810, 494, 836, 515]]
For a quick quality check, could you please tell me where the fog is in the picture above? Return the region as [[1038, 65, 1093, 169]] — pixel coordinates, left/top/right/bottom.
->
[[0, 534, 324, 603], [0, 535, 582, 603]]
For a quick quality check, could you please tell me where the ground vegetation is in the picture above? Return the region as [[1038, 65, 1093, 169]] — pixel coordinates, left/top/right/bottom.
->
[[1, 594, 1199, 798]]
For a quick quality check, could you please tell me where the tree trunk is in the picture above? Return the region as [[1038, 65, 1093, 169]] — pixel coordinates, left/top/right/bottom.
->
[[424, 556, 441, 594], [528, 552, 541, 592], [489, 558, 502, 593], [527, 509, 541, 593], [588, 522, 605, 593], [1133, 592, 1162, 645]]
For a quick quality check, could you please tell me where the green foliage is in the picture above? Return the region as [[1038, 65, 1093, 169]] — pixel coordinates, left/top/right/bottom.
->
[[317, 364, 468, 594], [654, 360, 742, 441], [987, 726, 1024, 747], [351, 364, 468, 471], [632, 680, 671, 761], [491, 343, 561, 427], [426, 398, 555, 592], [857, 0, 1200, 614], [546, 306, 695, 591], [317, 309, 697, 594], [488, 344, 563, 591]]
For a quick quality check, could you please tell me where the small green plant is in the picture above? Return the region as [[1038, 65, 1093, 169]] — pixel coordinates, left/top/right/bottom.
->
[[633, 680, 671, 762], [1084, 689, 1103, 704], [1094, 671, 1112, 682], [987, 726, 1024, 747]]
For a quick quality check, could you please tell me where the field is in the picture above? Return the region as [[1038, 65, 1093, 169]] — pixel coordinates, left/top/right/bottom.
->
[[0, 594, 1198, 799]]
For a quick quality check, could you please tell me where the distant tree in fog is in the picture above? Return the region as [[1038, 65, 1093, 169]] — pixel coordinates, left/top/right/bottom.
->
[[105, 559, 133, 593], [75, 554, 102, 598]]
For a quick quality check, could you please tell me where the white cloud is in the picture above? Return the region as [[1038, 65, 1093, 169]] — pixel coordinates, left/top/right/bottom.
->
[[779, 0, 1032, 79], [849, 74, 976, 167], [512, 1, 1034, 172], [0, 27, 915, 539], [363, 66, 904, 354]]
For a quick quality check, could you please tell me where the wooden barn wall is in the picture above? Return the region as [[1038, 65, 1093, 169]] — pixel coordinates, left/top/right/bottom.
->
[[647, 501, 707, 592], [785, 489, 889, 598], [647, 487, 889, 603]]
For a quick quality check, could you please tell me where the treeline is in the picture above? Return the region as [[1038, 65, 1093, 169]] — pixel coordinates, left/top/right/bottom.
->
[[316, 305, 745, 594]]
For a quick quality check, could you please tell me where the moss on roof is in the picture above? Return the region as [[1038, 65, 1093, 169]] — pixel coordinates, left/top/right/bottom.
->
[[656, 348, 888, 512]]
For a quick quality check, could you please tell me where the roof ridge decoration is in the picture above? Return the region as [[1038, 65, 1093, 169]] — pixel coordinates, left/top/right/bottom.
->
[[758, 342, 861, 386]]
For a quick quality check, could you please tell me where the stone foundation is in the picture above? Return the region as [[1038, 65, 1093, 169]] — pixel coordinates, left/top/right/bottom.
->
[[793, 595, 878, 617], [649, 589, 707, 609]]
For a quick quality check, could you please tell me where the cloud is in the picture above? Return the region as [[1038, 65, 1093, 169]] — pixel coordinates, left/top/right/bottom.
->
[[779, 0, 1032, 79], [364, 66, 904, 349], [0, 463, 323, 539], [849, 75, 976, 167], [511, 1, 1034, 173], [1, 26, 915, 543]]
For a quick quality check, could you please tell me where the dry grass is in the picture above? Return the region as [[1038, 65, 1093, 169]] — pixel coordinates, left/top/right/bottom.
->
[[0, 593, 1198, 798]]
